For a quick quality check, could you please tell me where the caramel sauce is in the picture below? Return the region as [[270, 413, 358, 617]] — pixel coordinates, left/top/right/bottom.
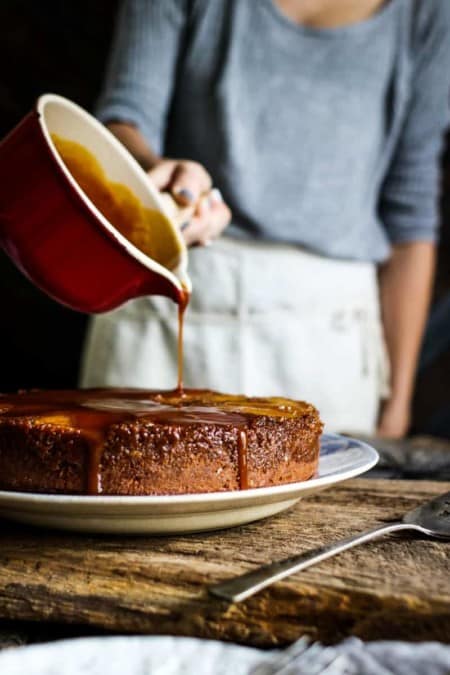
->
[[0, 389, 314, 494], [86, 431, 106, 495], [237, 430, 248, 490], [51, 134, 184, 271], [177, 288, 190, 392]]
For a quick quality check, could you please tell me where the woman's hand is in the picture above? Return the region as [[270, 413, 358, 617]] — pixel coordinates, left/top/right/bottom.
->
[[148, 158, 231, 246], [377, 395, 411, 439]]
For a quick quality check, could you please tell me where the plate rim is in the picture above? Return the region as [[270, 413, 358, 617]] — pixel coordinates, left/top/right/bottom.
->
[[0, 433, 378, 507]]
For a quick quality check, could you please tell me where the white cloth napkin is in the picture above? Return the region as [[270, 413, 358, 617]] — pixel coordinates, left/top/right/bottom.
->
[[1, 635, 450, 675]]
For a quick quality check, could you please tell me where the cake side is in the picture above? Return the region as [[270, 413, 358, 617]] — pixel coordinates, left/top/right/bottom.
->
[[0, 389, 323, 496], [99, 414, 320, 495], [0, 420, 87, 494]]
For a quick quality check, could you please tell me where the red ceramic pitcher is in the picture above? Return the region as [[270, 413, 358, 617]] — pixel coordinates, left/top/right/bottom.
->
[[0, 94, 190, 313]]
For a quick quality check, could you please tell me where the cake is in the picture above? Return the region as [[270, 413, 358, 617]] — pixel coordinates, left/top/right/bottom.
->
[[0, 388, 323, 496]]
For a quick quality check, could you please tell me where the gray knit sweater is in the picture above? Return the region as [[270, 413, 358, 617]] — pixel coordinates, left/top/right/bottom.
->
[[96, 0, 450, 262]]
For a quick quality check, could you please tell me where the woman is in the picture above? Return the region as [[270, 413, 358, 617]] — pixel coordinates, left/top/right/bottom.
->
[[80, 0, 450, 438]]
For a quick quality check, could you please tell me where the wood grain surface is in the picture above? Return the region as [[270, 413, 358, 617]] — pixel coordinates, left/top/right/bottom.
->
[[0, 478, 449, 646]]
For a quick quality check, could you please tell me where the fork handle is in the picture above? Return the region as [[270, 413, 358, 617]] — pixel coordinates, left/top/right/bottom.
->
[[209, 522, 416, 603]]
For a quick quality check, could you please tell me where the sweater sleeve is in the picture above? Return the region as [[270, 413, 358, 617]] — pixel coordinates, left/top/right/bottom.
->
[[379, 0, 450, 245], [95, 0, 188, 155]]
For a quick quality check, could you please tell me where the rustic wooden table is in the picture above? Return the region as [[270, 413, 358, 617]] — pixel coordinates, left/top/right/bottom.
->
[[0, 476, 449, 649]]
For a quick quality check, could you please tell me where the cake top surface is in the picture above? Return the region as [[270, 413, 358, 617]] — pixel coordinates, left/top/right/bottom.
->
[[0, 388, 318, 433]]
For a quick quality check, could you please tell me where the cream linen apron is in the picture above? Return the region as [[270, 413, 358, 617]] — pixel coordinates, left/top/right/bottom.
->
[[79, 237, 389, 434]]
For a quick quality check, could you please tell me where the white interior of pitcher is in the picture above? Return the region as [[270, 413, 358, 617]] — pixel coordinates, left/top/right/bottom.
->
[[37, 93, 191, 292]]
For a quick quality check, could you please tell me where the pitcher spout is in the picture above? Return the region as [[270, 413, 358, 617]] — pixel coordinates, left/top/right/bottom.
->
[[139, 265, 191, 305]]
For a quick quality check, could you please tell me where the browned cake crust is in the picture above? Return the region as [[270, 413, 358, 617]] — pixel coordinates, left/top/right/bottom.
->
[[0, 389, 323, 496]]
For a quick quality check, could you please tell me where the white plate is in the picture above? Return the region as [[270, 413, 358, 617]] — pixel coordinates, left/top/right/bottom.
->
[[0, 434, 377, 534]]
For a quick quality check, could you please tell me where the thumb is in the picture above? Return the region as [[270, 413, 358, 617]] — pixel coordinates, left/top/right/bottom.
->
[[170, 164, 210, 205]]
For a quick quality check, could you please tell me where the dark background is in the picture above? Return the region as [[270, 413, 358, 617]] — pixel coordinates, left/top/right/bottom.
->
[[0, 0, 449, 437], [0, 0, 118, 392]]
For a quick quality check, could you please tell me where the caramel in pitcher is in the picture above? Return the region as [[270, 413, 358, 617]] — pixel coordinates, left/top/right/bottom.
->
[[51, 134, 184, 271]]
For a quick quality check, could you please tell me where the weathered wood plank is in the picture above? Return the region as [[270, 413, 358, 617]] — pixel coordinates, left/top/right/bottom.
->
[[0, 479, 449, 646]]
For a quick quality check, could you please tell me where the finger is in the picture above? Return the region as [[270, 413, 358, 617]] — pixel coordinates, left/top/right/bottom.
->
[[178, 194, 211, 243], [194, 193, 210, 218], [181, 215, 209, 247], [171, 163, 212, 206], [208, 188, 224, 208], [207, 188, 231, 229], [147, 161, 175, 191], [182, 202, 231, 247], [193, 189, 229, 231], [206, 199, 232, 240]]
